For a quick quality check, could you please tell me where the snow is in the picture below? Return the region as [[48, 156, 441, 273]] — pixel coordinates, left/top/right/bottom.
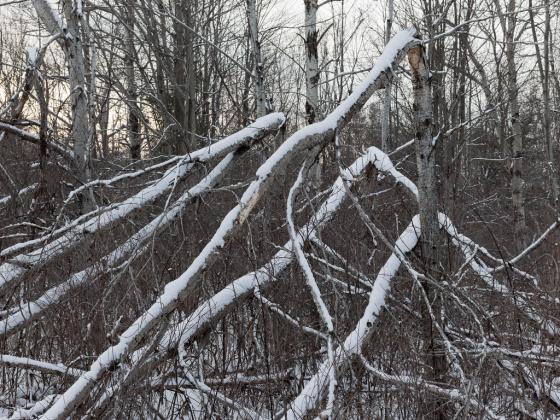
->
[[74, 0, 82, 18], [0, 355, 82, 377], [0, 183, 37, 207], [166, 146, 407, 352], [32, 0, 64, 35], [26, 47, 38, 68], [5, 394, 59, 419]]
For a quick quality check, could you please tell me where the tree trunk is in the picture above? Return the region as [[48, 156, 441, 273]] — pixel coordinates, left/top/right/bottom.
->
[[304, 0, 322, 188], [247, 0, 265, 118], [62, 0, 94, 212], [62, 0, 90, 173], [304, 0, 319, 124], [506, 0, 528, 250], [381, 0, 393, 152], [125, 0, 142, 159], [172, 0, 196, 154], [408, 44, 448, 420], [543, 0, 560, 210]]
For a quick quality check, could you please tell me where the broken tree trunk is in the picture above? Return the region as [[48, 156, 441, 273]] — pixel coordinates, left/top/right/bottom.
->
[[408, 44, 448, 420]]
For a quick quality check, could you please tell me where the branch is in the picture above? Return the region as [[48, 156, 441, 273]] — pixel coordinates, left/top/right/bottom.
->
[[0, 113, 285, 292], [0, 354, 83, 377], [282, 216, 421, 419], [0, 123, 74, 161], [39, 29, 418, 419]]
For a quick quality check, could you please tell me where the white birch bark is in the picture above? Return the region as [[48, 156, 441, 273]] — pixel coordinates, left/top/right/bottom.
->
[[304, 0, 319, 124], [31, 0, 92, 209], [381, 0, 393, 151], [408, 44, 448, 419], [247, 0, 266, 117], [61, 0, 90, 173]]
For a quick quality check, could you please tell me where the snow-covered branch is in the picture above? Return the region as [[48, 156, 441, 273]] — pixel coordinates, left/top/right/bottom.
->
[[282, 216, 421, 419], [0, 113, 285, 292], [0, 123, 74, 161], [0, 355, 83, 378], [38, 30, 418, 419], [0, 151, 240, 337]]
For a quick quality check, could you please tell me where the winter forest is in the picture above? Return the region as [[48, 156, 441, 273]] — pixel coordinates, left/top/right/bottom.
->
[[0, 0, 559, 418]]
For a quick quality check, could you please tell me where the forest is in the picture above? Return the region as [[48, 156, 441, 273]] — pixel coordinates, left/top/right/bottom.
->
[[0, 0, 559, 418]]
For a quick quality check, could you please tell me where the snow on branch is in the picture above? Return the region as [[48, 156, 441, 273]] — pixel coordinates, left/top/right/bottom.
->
[[0, 151, 240, 337], [0, 354, 83, 378], [439, 213, 560, 336], [0, 113, 285, 293], [256, 29, 418, 178], [31, 0, 65, 37], [0, 183, 38, 207], [283, 216, 421, 419], [61, 155, 188, 206], [0, 123, 74, 160]]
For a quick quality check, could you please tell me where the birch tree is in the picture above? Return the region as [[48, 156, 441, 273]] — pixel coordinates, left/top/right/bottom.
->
[[247, 0, 266, 117], [381, 0, 393, 152]]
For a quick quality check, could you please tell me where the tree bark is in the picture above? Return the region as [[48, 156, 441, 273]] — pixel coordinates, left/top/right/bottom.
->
[[543, 0, 560, 210], [171, 0, 196, 154], [304, 0, 319, 124], [408, 44, 448, 420], [125, 0, 142, 159], [381, 0, 393, 152], [506, 0, 528, 250], [62, 0, 91, 174], [304, 0, 322, 187], [247, 0, 265, 117]]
